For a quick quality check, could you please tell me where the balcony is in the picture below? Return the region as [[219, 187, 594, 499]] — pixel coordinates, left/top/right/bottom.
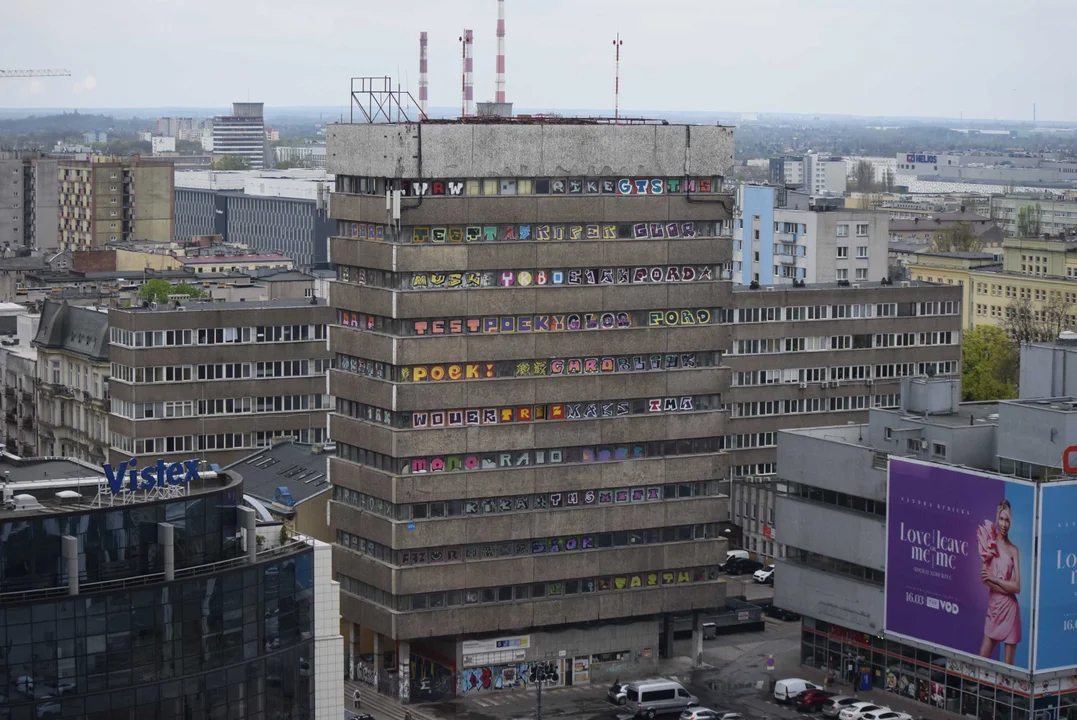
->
[[778, 233, 799, 244], [20, 416, 34, 430], [4, 412, 15, 425], [779, 255, 797, 265], [3, 387, 13, 399], [20, 389, 32, 402]]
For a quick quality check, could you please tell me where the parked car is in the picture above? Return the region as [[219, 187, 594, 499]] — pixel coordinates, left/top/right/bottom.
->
[[724, 558, 765, 575], [679, 709, 744, 720], [861, 712, 912, 720], [794, 688, 835, 712], [822, 696, 863, 717], [720, 550, 749, 569], [773, 678, 819, 703], [607, 680, 628, 705], [753, 564, 775, 584], [344, 713, 374, 720], [760, 603, 801, 621], [625, 678, 698, 718], [838, 703, 890, 720]]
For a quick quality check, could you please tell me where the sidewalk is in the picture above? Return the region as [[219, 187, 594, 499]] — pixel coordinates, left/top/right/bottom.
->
[[344, 679, 439, 720]]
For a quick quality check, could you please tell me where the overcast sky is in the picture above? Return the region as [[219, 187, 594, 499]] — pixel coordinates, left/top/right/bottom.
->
[[3, 0, 1076, 120]]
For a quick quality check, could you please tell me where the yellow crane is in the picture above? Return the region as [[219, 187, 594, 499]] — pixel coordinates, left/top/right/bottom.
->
[[0, 70, 72, 78]]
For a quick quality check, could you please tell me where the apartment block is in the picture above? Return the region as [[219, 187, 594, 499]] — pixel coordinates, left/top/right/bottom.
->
[[213, 102, 269, 169], [107, 297, 333, 468], [32, 299, 111, 464], [58, 155, 175, 250], [725, 281, 963, 561], [734, 185, 889, 285], [327, 118, 736, 699], [0, 150, 59, 251], [0, 308, 40, 457]]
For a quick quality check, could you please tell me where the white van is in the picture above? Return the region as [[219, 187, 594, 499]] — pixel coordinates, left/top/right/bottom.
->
[[773, 678, 818, 703], [625, 679, 698, 718], [722, 550, 749, 568]]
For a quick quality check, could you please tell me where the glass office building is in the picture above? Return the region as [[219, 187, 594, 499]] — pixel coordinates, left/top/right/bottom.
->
[[0, 462, 342, 720]]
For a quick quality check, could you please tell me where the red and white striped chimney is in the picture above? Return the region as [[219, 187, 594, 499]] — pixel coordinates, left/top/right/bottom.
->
[[418, 31, 429, 120], [460, 29, 474, 117], [495, 0, 506, 104]]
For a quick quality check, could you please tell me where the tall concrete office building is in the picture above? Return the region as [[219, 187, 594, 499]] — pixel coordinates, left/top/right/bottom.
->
[[328, 118, 736, 699], [0, 151, 59, 251], [213, 102, 269, 169]]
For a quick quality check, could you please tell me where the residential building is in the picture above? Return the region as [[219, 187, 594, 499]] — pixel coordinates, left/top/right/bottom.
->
[[276, 145, 327, 168], [58, 155, 176, 251], [0, 255, 54, 302], [726, 281, 963, 561], [174, 169, 334, 267], [734, 185, 889, 285], [888, 211, 1003, 247], [83, 130, 107, 144], [908, 234, 1077, 331], [151, 135, 177, 155], [156, 116, 201, 140], [0, 306, 40, 457], [32, 299, 111, 464], [107, 297, 334, 468], [774, 378, 1077, 718], [992, 194, 1077, 237], [212, 102, 269, 169], [328, 118, 735, 700], [804, 153, 847, 196], [231, 438, 333, 542], [769, 156, 805, 187], [0, 453, 343, 719], [176, 252, 294, 275], [0, 150, 60, 251]]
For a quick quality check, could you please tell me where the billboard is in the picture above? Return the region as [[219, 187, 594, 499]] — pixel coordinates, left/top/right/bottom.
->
[[1035, 481, 1077, 672], [886, 458, 1035, 671]]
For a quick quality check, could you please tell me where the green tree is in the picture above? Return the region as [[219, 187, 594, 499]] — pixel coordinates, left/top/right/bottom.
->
[[848, 160, 878, 193], [1017, 203, 1043, 237], [274, 159, 301, 170], [172, 283, 205, 299], [932, 222, 984, 252], [962, 325, 1018, 401], [214, 154, 251, 170], [138, 278, 173, 304]]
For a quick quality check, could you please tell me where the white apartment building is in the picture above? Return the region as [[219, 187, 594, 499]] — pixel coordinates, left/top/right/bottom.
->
[[734, 185, 889, 285], [804, 153, 847, 195]]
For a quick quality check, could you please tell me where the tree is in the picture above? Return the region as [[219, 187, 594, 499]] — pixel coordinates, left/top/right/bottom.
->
[[213, 154, 251, 170], [274, 159, 301, 170], [1017, 203, 1043, 237], [1001, 293, 1075, 345], [172, 283, 205, 299], [882, 167, 895, 192], [139, 279, 204, 304], [932, 222, 984, 252], [962, 326, 1018, 401], [848, 160, 877, 193]]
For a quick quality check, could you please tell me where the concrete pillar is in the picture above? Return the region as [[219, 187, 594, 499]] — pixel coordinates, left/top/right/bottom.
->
[[62, 535, 78, 595], [350, 622, 360, 680], [661, 614, 675, 659], [691, 612, 704, 668], [398, 640, 411, 704], [158, 523, 174, 581], [237, 506, 256, 561], [372, 632, 382, 685]]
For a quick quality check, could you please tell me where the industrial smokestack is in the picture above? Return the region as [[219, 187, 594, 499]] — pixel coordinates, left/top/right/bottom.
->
[[495, 0, 506, 104], [418, 31, 429, 120], [460, 29, 474, 117]]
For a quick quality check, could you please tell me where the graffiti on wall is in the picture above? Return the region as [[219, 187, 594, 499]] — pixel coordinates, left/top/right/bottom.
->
[[409, 221, 709, 244], [404, 397, 699, 429], [460, 660, 562, 693], [396, 177, 717, 197], [408, 265, 716, 289]]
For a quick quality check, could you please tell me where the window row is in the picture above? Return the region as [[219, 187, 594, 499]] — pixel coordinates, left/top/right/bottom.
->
[[338, 522, 722, 567], [731, 331, 957, 355], [110, 427, 328, 455], [335, 437, 725, 476], [336, 564, 723, 613], [340, 264, 720, 291], [335, 175, 723, 198], [784, 481, 886, 517], [342, 219, 726, 244], [785, 545, 884, 585], [111, 395, 330, 419], [332, 480, 720, 522], [110, 360, 332, 383], [339, 308, 718, 337], [109, 324, 326, 348], [337, 394, 722, 430], [732, 300, 957, 323], [730, 394, 901, 418], [336, 351, 718, 384]]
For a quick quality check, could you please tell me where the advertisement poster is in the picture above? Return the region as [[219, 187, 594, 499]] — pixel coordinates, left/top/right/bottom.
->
[[1035, 481, 1077, 672], [886, 458, 1034, 671]]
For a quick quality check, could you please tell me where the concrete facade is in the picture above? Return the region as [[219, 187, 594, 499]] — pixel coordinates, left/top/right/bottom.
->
[[0, 310, 40, 457], [107, 298, 333, 468], [0, 151, 59, 251], [327, 119, 734, 699], [726, 282, 963, 561]]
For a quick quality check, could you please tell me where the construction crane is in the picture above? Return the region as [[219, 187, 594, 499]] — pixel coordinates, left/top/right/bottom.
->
[[0, 70, 72, 78]]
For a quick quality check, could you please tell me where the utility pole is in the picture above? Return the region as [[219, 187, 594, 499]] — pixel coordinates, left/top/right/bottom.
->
[[536, 666, 543, 720]]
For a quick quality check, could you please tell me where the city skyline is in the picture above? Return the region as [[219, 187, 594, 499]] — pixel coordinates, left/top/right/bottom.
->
[[4, 0, 1077, 120]]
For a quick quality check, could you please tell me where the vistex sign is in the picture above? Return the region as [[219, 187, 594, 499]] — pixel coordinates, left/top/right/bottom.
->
[[103, 459, 202, 493]]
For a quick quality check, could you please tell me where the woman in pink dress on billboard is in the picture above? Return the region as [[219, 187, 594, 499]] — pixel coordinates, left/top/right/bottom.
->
[[978, 499, 1022, 665]]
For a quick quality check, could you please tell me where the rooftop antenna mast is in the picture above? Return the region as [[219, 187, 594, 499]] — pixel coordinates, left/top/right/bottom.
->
[[495, 0, 506, 104], [460, 29, 474, 117], [418, 32, 429, 120], [613, 34, 624, 124]]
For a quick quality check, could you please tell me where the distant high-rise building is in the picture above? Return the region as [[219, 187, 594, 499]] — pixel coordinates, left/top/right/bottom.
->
[[0, 151, 59, 251], [212, 102, 269, 169], [57, 155, 175, 250]]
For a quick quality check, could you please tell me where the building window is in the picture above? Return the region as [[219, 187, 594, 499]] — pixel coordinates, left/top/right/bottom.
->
[[906, 438, 922, 452], [856, 246, 868, 258], [855, 268, 868, 280], [856, 223, 869, 236], [932, 442, 946, 459], [836, 246, 849, 258], [836, 269, 848, 280], [837, 224, 849, 237], [884, 427, 892, 441]]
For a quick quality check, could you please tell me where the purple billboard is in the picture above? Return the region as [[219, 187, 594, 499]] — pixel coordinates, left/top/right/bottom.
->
[[886, 458, 1034, 671]]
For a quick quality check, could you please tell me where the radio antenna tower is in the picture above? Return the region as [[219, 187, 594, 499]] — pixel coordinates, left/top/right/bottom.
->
[[418, 32, 429, 120], [495, 0, 506, 103], [613, 34, 624, 123], [460, 30, 474, 117]]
